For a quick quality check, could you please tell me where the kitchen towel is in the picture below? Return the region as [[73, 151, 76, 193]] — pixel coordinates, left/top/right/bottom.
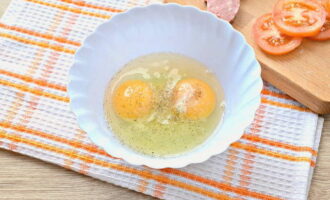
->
[[0, 0, 324, 199]]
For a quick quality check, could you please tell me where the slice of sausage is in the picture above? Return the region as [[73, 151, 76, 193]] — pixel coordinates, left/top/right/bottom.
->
[[206, 0, 240, 21]]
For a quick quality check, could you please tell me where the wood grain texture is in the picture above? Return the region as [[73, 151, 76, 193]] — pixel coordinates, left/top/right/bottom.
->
[[231, 0, 330, 114], [0, 0, 11, 15], [165, 0, 206, 10], [309, 115, 330, 200], [0, 1, 329, 200]]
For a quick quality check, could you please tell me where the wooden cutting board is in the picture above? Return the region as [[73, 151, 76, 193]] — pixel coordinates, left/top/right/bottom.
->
[[166, 0, 330, 114], [232, 0, 330, 114]]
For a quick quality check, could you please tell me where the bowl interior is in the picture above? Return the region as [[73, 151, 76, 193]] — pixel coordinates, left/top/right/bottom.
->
[[69, 4, 262, 168]]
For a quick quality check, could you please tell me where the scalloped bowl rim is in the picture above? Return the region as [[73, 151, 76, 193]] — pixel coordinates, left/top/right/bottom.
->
[[68, 4, 262, 169]]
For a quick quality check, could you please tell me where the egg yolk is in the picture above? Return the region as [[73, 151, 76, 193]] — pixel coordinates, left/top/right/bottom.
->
[[172, 78, 216, 120], [112, 80, 153, 119]]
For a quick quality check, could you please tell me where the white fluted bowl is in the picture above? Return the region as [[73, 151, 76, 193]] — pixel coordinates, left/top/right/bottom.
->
[[68, 4, 262, 169]]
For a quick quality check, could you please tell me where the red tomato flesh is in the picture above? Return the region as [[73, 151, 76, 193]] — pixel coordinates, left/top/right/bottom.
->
[[253, 13, 303, 55]]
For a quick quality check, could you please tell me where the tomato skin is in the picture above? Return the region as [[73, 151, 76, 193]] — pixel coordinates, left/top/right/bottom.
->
[[273, 0, 327, 37], [316, 0, 330, 18], [253, 13, 303, 55], [323, 0, 330, 14], [309, 18, 330, 40]]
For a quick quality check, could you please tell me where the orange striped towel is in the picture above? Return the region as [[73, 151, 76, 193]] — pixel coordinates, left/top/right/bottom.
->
[[0, 0, 324, 199]]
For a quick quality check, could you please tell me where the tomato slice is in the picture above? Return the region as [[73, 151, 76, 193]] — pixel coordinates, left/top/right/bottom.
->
[[316, 0, 330, 18], [253, 13, 303, 55], [309, 18, 330, 40], [323, 0, 330, 14], [273, 0, 326, 37]]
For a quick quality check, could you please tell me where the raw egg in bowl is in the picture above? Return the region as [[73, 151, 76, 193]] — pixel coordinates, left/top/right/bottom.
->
[[68, 4, 262, 169]]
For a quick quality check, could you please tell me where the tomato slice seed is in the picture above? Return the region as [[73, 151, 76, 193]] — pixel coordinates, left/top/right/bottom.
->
[[273, 0, 326, 37], [252, 13, 303, 55], [309, 19, 330, 40]]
